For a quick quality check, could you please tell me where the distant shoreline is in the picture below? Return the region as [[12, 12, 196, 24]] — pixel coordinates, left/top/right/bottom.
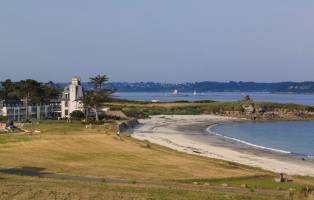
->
[[115, 91, 314, 94], [77, 81, 314, 94], [132, 115, 314, 176], [112, 92, 314, 107]]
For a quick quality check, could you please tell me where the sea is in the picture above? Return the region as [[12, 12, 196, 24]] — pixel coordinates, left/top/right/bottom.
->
[[210, 121, 314, 157], [114, 92, 314, 106], [116, 91, 314, 157]]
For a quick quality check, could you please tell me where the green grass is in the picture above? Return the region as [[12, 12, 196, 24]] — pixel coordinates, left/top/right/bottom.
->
[[23, 120, 87, 134], [178, 175, 308, 191], [0, 134, 31, 144], [253, 102, 311, 111], [0, 174, 284, 200]]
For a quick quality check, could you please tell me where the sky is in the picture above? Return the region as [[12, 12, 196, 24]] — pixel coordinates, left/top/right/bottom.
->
[[0, 0, 314, 83]]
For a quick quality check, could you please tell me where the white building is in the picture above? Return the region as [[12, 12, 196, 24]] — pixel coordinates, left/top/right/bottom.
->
[[2, 105, 51, 121], [61, 77, 84, 118], [0, 100, 57, 121]]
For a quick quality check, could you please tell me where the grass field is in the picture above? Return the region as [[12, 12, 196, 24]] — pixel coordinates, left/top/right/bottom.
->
[[0, 121, 313, 199], [0, 174, 286, 200]]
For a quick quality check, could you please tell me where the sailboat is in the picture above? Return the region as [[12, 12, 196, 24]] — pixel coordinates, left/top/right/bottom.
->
[[193, 90, 197, 96], [170, 89, 188, 97]]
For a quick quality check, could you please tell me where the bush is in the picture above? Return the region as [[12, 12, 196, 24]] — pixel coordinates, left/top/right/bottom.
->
[[123, 109, 149, 118], [70, 110, 85, 121], [0, 116, 8, 122]]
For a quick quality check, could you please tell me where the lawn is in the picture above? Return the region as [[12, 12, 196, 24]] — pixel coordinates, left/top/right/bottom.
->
[[0, 122, 264, 180], [0, 121, 312, 200], [0, 174, 284, 200], [0, 134, 31, 144]]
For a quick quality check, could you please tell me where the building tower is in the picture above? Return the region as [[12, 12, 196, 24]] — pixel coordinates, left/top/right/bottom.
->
[[61, 77, 84, 118]]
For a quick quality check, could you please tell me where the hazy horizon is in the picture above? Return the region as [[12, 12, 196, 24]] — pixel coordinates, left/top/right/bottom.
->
[[3, 78, 314, 84], [0, 1, 313, 83]]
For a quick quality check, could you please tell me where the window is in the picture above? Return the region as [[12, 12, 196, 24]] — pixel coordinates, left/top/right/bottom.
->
[[65, 101, 68, 107], [65, 110, 68, 116]]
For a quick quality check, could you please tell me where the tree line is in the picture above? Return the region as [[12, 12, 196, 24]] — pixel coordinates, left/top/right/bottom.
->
[[0, 79, 61, 104]]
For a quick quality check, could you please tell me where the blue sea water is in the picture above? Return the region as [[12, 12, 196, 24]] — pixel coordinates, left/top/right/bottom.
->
[[114, 92, 314, 106], [210, 121, 314, 157]]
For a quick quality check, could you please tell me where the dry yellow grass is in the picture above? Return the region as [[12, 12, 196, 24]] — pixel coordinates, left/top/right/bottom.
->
[[0, 122, 266, 181]]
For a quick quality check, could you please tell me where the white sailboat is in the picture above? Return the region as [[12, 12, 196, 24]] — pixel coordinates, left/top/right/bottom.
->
[[173, 89, 178, 96], [193, 90, 197, 96]]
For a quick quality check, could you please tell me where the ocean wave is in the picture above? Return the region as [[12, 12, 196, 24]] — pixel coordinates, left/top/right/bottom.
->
[[206, 124, 292, 155]]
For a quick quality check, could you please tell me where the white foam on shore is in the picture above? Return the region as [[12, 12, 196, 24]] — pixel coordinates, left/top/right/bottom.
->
[[206, 124, 292, 155]]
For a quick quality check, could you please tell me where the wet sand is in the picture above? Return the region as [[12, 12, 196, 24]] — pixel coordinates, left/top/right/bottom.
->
[[132, 115, 314, 176]]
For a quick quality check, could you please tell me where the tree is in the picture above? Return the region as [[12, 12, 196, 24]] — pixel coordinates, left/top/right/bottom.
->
[[16, 79, 41, 120], [81, 89, 91, 121], [85, 75, 113, 122], [70, 110, 85, 121], [1, 79, 18, 100], [0, 83, 4, 100], [40, 82, 61, 101], [0, 79, 61, 111], [90, 75, 108, 89]]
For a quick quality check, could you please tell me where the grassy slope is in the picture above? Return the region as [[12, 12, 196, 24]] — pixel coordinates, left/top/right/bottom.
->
[[0, 122, 264, 180], [0, 121, 312, 199]]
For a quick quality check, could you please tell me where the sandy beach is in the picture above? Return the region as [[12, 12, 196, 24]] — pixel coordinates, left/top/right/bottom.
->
[[132, 115, 314, 176]]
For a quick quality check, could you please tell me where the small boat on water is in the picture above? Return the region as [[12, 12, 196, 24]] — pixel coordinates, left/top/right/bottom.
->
[[153, 89, 189, 98], [171, 89, 189, 97]]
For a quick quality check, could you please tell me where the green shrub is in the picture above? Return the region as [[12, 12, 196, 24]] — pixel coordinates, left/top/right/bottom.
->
[[123, 109, 149, 118], [70, 110, 85, 121], [0, 115, 8, 122]]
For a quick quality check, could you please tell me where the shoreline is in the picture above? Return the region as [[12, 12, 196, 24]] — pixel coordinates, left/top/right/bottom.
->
[[132, 115, 314, 176], [206, 124, 292, 155]]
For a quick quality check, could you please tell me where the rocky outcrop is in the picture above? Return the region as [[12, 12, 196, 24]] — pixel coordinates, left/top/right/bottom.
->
[[222, 108, 314, 121], [241, 95, 255, 115], [118, 118, 139, 132], [242, 104, 255, 115], [216, 96, 314, 120], [107, 118, 139, 132]]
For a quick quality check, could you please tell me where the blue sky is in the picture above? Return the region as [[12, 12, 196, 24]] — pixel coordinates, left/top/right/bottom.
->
[[0, 0, 313, 82]]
